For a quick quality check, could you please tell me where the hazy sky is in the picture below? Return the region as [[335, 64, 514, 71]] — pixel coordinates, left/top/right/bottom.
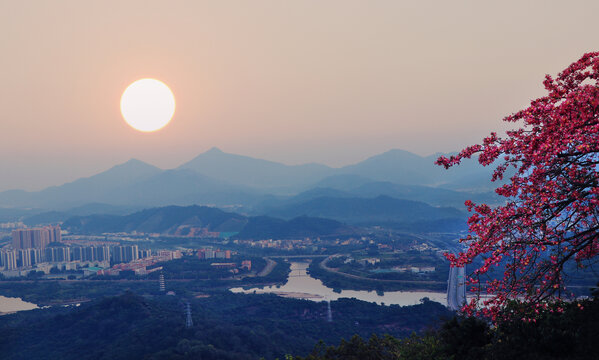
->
[[1, 1, 598, 191]]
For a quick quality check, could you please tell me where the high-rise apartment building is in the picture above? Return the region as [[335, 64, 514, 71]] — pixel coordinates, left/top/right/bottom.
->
[[71, 245, 110, 262], [44, 246, 70, 263], [0, 250, 18, 270], [49, 225, 62, 243], [111, 245, 139, 263], [97, 246, 110, 262], [18, 249, 32, 268], [138, 249, 152, 259], [12, 225, 61, 249], [29, 248, 44, 265]]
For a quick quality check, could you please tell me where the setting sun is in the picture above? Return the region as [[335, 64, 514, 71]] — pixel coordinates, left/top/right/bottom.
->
[[120, 78, 175, 132]]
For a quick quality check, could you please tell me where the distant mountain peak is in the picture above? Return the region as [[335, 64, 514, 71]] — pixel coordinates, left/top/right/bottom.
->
[[377, 148, 423, 159], [120, 158, 151, 166], [112, 158, 153, 167], [205, 147, 224, 154], [106, 159, 162, 174]]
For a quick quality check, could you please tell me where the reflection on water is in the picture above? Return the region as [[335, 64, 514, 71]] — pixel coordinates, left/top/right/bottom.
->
[[231, 262, 446, 306], [0, 295, 38, 314]]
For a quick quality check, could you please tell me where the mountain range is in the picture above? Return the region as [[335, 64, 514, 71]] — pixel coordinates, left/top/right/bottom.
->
[[179, 147, 499, 192], [0, 147, 499, 209], [63, 205, 357, 239], [0, 147, 505, 231]]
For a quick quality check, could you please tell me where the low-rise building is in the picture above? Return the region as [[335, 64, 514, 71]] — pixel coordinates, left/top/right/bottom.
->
[[210, 262, 236, 269], [241, 260, 251, 271], [358, 258, 380, 266]]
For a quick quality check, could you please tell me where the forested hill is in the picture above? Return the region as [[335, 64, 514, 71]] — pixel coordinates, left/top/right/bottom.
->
[[63, 205, 247, 234], [237, 215, 357, 239], [63, 205, 357, 239], [267, 195, 465, 224], [0, 292, 452, 360]]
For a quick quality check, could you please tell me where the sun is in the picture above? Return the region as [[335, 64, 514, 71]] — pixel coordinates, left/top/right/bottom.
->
[[120, 78, 175, 132]]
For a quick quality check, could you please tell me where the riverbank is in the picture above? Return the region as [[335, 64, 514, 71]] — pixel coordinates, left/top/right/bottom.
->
[[309, 256, 447, 292], [0, 295, 38, 314], [231, 262, 447, 306]]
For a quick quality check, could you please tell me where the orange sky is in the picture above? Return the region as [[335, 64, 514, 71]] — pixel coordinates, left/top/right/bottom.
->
[[1, 0, 598, 191]]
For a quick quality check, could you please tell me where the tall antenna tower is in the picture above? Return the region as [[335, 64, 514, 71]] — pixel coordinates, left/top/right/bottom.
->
[[159, 272, 166, 292], [185, 302, 193, 328], [326, 299, 333, 322]]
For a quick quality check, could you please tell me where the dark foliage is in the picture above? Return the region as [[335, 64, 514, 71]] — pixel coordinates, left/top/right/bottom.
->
[[0, 291, 451, 360], [295, 294, 599, 360]]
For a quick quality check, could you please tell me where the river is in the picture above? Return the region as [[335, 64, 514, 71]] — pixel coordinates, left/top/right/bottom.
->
[[0, 295, 38, 314], [230, 262, 446, 306]]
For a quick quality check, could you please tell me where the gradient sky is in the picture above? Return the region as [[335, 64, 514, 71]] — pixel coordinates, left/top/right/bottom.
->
[[1, 1, 598, 191]]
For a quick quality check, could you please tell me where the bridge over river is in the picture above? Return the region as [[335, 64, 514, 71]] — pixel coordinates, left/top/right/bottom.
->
[[447, 266, 466, 311]]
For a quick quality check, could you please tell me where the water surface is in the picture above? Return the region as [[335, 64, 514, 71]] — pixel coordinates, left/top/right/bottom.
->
[[231, 262, 446, 306], [0, 295, 38, 314]]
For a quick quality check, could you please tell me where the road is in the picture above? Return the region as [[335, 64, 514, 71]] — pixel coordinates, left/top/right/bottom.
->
[[447, 265, 466, 311], [267, 255, 328, 259], [257, 258, 277, 277]]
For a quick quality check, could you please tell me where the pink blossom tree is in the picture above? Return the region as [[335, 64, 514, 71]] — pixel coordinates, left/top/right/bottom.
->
[[437, 52, 599, 319]]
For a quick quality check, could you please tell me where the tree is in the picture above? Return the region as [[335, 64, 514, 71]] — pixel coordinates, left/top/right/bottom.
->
[[436, 52, 599, 319]]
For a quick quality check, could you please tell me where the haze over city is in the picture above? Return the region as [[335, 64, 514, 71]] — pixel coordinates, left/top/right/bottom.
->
[[2, 0, 599, 191]]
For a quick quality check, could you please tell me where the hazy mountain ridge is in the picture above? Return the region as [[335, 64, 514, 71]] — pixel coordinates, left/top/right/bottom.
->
[[63, 205, 356, 239], [295, 177, 501, 207], [237, 215, 356, 239], [0, 147, 501, 213], [0, 159, 161, 208], [178, 147, 498, 191], [63, 205, 247, 234], [178, 147, 335, 191], [266, 195, 465, 224], [0, 161, 264, 210]]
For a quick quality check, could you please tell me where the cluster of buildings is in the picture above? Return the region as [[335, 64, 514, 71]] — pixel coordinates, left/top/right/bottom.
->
[[197, 248, 231, 259], [391, 265, 436, 273], [210, 259, 252, 274], [2, 226, 257, 278], [409, 242, 446, 257], [71, 245, 111, 263], [342, 255, 436, 274], [2, 226, 66, 272], [232, 238, 321, 252], [0, 243, 151, 272], [232, 236, 372, 252], [0, 221, 24, 229], [0, 226, 167, 277], [195, 248, 252, 275], [83, 249, 184, 277], [156, 249, 184, 261], [12, 225, 62, 249]]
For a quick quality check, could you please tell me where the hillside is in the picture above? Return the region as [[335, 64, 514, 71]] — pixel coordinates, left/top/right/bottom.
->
[[178, 147, 334, 191], [63, 205, 357, 239], [0, 292, 452, 360], [63, 205, 248, 234], [237, 215, 356, 239], [267, 195, 465, 224]]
